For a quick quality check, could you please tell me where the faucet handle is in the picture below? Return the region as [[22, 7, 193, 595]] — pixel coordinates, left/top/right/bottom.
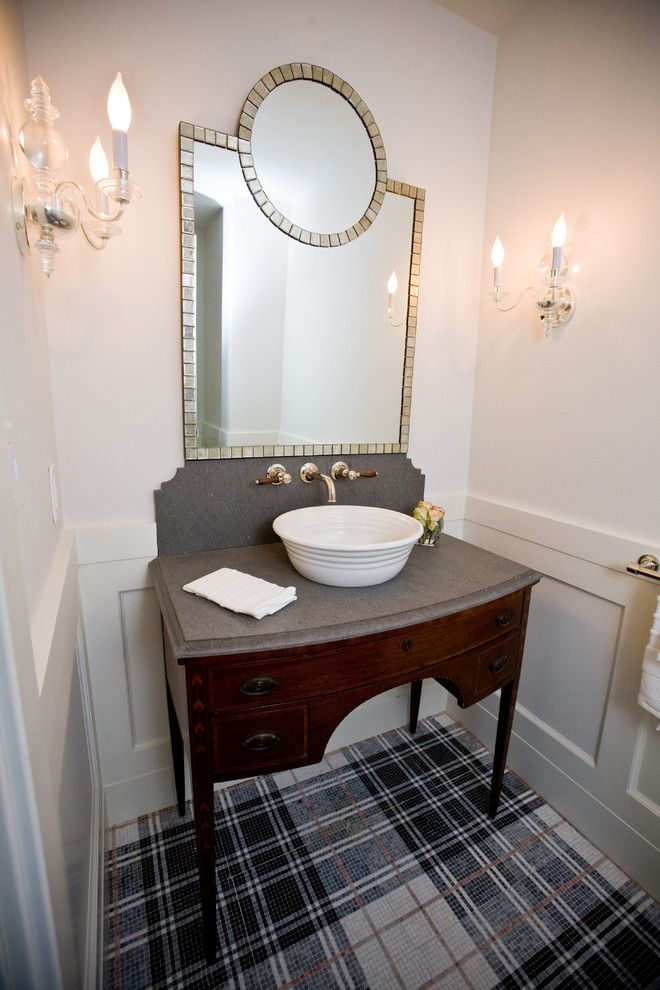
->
[[330, 461, 349, 480], [255, 463, 292, 486], [331, 461, 378, 481]]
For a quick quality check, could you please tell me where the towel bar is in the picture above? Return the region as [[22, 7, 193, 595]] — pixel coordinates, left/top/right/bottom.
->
[[627, 554, 660, 581]]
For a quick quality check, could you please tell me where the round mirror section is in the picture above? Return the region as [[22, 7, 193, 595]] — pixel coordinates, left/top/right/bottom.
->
[[238, 64, 387, 246], [251, 83, 375, 233]]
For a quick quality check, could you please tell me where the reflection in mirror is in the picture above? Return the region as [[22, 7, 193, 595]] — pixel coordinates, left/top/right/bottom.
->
[[193, 140, 414, 450], [250, 81, 376, 234]]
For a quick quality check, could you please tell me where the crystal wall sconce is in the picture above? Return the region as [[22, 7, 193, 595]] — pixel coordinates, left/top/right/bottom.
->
[[13, 74, 141, 277], [490, 213, 577, 336]]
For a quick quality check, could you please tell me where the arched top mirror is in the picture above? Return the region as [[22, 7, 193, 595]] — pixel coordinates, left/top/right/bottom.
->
[[238, 64, 387, 246], [178, 62, 426, 461]]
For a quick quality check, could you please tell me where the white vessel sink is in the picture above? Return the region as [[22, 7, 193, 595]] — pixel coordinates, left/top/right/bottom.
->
[[273, 505, 423, 587]]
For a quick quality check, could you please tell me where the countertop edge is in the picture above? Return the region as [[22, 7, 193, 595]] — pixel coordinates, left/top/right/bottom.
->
[[151, 557, 541, 660]]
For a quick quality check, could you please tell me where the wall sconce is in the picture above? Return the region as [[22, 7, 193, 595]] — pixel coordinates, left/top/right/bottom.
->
[[12, 74, 141, 277], [387, 269, 405, 327], [491, 212, 577, 336]]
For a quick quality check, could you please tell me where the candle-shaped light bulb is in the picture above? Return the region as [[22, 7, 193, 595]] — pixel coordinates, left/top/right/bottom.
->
[[89, 137, 109, 183], [491, 235, 504, 288], [107, 72, 131, 171], [551, 212, 567, 270], [107, 73, 131, 131]]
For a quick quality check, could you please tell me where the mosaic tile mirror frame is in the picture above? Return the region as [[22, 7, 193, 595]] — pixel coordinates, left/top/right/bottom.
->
[[179, 63, 425, 461]]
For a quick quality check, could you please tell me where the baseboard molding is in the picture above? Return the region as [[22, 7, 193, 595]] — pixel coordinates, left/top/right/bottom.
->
[[105, 767, 175, 827], [83, 784, 105, 990], [75, 621, 106, 987], [453, 700, 660, 901]]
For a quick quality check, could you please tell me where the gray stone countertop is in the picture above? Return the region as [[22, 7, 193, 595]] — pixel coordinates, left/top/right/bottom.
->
[[150, 535, 542, 660]]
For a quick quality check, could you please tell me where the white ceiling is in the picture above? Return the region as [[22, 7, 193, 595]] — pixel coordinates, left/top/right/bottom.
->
[[433, 0, 530, 36]]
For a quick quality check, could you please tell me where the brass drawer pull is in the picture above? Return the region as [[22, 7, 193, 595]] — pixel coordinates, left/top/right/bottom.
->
[[496, 609, 514, 627], [239, 675, 278, 696], [489, 654, 510, 674], [242, 730, 281, 751]]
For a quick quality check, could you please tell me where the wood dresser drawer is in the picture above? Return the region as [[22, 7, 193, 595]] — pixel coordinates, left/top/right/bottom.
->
[[208, 590, 525, 711], [474, 631, 520, 696], [211, 704, 308, 775]]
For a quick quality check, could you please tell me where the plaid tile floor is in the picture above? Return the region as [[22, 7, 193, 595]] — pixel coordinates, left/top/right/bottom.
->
[[106, 713, 660, 989]]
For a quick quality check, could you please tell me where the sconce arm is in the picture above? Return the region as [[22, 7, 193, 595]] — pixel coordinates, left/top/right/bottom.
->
[[494, 285, 536, 312], [80, 223, 111, 251], [54, 179, 126, 224]]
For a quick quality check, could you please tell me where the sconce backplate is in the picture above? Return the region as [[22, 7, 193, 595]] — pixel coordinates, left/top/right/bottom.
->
[[12, 177, 29, 256], [536, 285, 576, 332]]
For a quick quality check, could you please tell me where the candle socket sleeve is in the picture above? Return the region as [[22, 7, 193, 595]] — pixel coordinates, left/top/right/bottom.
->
[[112, 129, 128, 172], [551, 246, 562, 271]]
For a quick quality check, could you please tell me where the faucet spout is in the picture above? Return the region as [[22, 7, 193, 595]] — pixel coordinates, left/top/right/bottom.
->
[[300, 463, 337, 503], [318, 473, 336, 504]]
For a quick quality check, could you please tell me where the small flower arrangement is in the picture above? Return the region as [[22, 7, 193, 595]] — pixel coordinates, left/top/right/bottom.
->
[[413, 500, 446, 546]]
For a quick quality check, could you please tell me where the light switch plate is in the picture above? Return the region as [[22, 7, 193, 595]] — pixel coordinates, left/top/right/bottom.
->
[[48, 464, 59, 523]]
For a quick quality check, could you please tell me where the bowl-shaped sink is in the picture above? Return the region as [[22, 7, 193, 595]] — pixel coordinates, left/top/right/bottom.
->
[[273, 505, 423, 587]]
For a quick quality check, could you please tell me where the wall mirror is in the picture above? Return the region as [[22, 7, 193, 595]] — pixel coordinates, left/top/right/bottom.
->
[[179, 64, 425, 460]]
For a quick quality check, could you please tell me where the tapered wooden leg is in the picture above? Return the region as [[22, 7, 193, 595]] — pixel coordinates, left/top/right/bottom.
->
[[166, 681, 186, 817], [489, 679, 518, 819], [409, 680, 423, 734], [489, 586, 532, 818], [193, 780, 217, 963], [186, 666, 217, 963]]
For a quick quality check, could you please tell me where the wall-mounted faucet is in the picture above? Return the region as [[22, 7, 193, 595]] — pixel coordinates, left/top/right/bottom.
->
[[331, 461, 379, 482], [300, 463, 336, 503]]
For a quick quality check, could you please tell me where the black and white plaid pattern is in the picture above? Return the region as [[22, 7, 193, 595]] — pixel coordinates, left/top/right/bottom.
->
[[106, 714, 660, 989]]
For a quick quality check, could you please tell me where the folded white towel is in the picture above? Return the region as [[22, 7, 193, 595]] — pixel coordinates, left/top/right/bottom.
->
[[638, 594, 660, 724], [183, 567, 296, 620]]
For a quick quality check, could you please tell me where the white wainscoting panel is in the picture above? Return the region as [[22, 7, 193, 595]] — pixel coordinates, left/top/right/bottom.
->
[[455, 497, 660, 898], [118, 588, 168, 750], [629, 717, 660, 814], [519, 577, 622, 763], [78, 546, 175, 825]]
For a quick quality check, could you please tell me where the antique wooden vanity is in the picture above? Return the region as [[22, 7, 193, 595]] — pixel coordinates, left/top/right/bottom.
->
[[151, 458, 541, 962]]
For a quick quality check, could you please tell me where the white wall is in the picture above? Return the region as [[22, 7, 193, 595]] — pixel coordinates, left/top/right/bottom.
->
[[0, 0, 102, 985], [22, 0, 496, 524], [458, 0, 660, 895], [469, 0, 660, 544]]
